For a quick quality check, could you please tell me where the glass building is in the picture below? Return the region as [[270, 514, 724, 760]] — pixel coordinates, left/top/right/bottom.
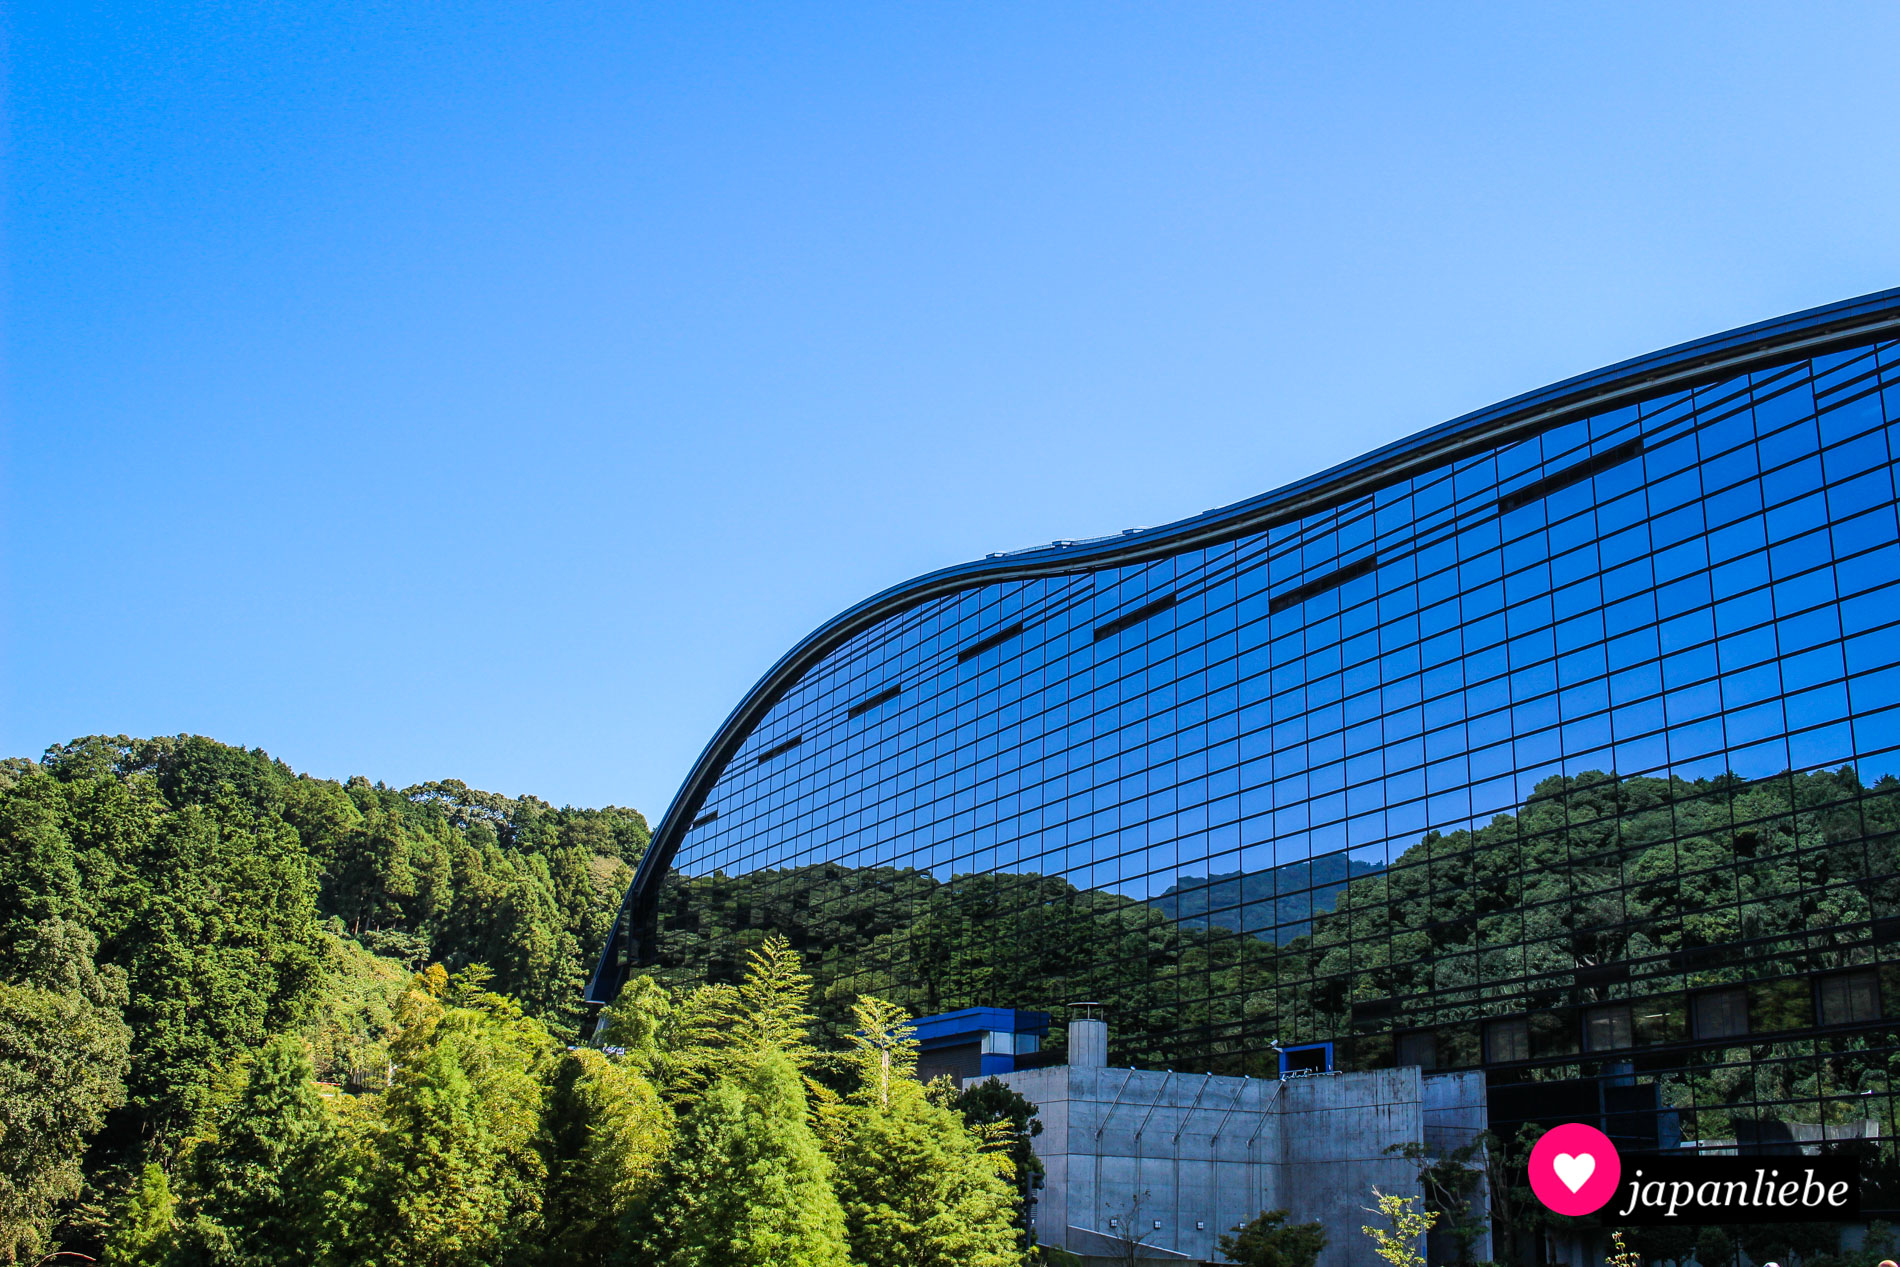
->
[[592, 289, 1900, 1160]]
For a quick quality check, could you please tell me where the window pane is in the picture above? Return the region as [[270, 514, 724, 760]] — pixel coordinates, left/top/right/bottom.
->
[[1584, 1004, 1634, 1052], [1484, 1018, 1530, 1063], [1692, 988, 1748, 1039]]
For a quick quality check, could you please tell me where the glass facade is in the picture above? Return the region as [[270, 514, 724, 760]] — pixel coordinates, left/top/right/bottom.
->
[[596, 294, 1900, 1161]]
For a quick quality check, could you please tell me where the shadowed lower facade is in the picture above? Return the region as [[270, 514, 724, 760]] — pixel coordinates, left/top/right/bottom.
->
[[593, 289, 1900, 1199]]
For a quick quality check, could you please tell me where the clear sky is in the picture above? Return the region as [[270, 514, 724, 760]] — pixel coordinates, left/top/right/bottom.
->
[[7, 2, 1899, 817]]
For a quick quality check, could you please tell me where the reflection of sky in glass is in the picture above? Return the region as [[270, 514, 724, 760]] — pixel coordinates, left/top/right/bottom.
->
[[671, 342, 1900, 924]]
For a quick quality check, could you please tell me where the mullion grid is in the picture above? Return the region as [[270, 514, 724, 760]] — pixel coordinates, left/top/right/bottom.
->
[[661, 339, 1900, 1136]]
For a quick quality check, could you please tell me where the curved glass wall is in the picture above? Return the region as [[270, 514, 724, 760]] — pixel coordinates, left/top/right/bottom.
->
[[613, 323, 1900, 1153]]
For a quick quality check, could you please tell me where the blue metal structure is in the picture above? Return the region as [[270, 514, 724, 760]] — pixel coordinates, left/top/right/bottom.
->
[[907, 1007, 1051, 1082]]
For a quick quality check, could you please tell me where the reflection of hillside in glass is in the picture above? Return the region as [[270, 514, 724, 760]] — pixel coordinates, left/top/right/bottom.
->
[[1149, 853, 1384, 943], [649, 766, 1900, 1087]]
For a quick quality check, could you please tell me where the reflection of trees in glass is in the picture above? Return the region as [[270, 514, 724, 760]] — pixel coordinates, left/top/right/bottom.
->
[[651, 864, 1286, 1072], [652, 767, 1900, 1105]]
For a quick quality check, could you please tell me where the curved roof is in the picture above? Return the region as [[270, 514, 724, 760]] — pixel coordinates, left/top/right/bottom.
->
[[587, 285, 1900, 1004]]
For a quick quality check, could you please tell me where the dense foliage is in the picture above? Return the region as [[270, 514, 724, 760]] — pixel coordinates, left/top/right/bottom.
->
[[651, 862, 1284, 1069], [0, 735, 644, 1261], [10, 727, 1900, 1260], [1216, 1208, 1327, 1267]]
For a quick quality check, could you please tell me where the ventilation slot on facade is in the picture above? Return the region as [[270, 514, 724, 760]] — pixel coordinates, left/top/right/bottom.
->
[[1267, 555, 1379, 614], [1497, 436, 1646, 513], [754, 735, 803, 765], [847, 683, 904, 718], [1092, 593, 1178, 642], [689, 809, 719, 829], [957, 622, 1025, 663]]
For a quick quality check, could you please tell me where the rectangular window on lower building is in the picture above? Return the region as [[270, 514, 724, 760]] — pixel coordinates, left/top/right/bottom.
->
[[1584, 1004, 1634, 1052], [1817, 969, 1881, 1026], [1692, 986, 1749, 1039], [1484, 1017, 1529, 1063]]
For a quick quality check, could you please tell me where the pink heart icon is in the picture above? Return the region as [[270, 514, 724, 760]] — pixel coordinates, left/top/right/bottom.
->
[[1530, 1124, 1621, 1216]]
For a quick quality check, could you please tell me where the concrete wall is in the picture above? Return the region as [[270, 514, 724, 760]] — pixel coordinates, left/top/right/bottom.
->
[[999, 1064, 1486, 1266], [1003, 1065, 1287, 1261], [1280, 1069, 1431, 1267]]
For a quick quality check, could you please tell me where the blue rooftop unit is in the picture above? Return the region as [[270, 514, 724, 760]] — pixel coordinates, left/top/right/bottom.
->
[[910, 1007, 1051, 1085]]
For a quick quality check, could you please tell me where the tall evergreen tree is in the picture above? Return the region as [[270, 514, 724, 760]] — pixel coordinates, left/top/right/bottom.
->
[[827, 997, 1023, 1267], [731, 934, 818, 1066], [167, 1034, 335, 1266], [100, 1164, 176, 1266], [620, 1049, 849, 1267], [539, 1048, 670, 1266]]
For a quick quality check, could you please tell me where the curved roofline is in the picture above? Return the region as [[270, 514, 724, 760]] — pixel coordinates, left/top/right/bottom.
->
[[587, 285, 1900, 1003]]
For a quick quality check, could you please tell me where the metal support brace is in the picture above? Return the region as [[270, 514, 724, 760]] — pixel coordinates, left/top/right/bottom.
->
[[1171, 1071, 1216, 1144], [1207, 1076, 1250, 1146], [1132, 1077, 1169, 1142], [1242, 1078, 1288, 1155], [1094, 1069, 1139, 1141]]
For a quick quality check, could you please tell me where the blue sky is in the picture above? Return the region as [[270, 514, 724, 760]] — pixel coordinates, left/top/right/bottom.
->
[[7, 2, 1900, 816]]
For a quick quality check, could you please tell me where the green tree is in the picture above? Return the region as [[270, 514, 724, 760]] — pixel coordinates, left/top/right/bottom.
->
[[539, 1047, 670, 1265], [343, 966, 555, 1267], [0, 918, 132, 1263], [593, 973, 672, 1074], [1217, 1209, 1327, 1267], [1387, 1138, 1487, 1265], [1694, 1224, 1736, 1267], [1359, 1189, 1434, 1267], [105, 794, 328, 1134], [167, 1034, 335, 1266], [622, 1049, 849, 1267], [827, 997, 1023, 1267], [952, 1078, 1044, 1243], [100, 1164, 176, 1266], [633, 936, 820, 1106], [731, 934, 819, 1067], [358, 1040, 510, 1267]]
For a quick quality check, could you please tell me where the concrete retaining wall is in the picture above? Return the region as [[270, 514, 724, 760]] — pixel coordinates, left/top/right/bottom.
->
[[998, 1063, 1486, 1266]]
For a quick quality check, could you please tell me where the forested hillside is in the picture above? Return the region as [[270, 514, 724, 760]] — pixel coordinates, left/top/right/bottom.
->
[[9, 727, 1900, 1261], [0, 734, 648, 1260], [646, 764, 1900, 1106]]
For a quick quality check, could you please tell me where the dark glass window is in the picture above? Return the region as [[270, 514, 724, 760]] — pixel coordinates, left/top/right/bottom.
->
[[1395, 1030, 1437, 1070], [1817, 970, 1881, 1026], [1485, 1018, 1530, 1064], [1584, 1004, 1634, 1052], [1692, 987, 1748, 1039]]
